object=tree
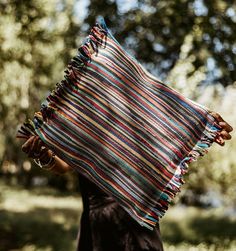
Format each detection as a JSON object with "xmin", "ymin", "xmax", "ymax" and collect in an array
[
  {"xmin": 85, "ymin": 0, "xmax": 236, "ymax": 87},
  {"xmin": 0, "ymin": 0, "xmax": 80, "ymax": 188}
]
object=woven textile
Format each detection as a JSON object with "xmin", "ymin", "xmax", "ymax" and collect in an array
[{"xmin": 17, "ymin": 17, "xmax": 222, "ymax": 229}]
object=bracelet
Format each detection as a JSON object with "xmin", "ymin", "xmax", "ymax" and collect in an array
[
  {"xmin": 33, "ymin": 152, "xmax": 42, "ymax": 158},
  {"xmin": 33, "ymin": 146, "xmax": 47, "ymax": 159},
  {"xmin": 34, "ymin": 150, "xmax": 56, "ymax": 170}
]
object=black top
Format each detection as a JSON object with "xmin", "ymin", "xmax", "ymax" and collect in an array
[{"xmin": 76, "ymin": 174, "xmax": 164, "ymax": 251}]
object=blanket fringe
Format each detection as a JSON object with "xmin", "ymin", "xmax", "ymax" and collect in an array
[
  {"xmin": 16, "ymin": 119, "xmax": 37, "ymax": 139},
  {"xmin": 151, "ymin": 114, "xmax": 222, "ymax": 221},
  {"xmin": 117, "ymin": 113, "xmax": 222, "ymax": 230},
  {"xmin": 16, "ymin": 18, "xmax": 108, "ymax": 140},
  {"xmin": 16, "ymin": 18, "xmax": 223, "ymax": 231}
]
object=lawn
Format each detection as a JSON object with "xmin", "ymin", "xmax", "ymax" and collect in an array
[{"xmin": 0, "ymin": 182, "xmax": 235, "ymax": 251}]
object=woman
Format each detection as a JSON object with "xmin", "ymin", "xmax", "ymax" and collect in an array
[
  {"xmin": 21, "ymin": 111, "xmax": 233, "ymax": 251},
  {"xmin": 22, "ymin": 137, "xmax": 164, "ymax": 251}
]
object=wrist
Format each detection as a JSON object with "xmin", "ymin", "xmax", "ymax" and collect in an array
[
  {"xmin": 39, "ymin": 149, "xmax": 52, "ymax": 165},
  {"xmin": 34, "ymin": 149, "xmax": 56, "ymax": 170}
]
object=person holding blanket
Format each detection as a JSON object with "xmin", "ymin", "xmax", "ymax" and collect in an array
[
  {"xmin": 19, "ymin": 18, "xmax": 233, "ymax": 251},
  {"xmin": 21, "ymin": 111, "xmax": 233, "ymax": 251}
]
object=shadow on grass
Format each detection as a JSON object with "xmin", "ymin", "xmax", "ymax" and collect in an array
[
  {"xmin": 190, "ymin": 215, "xmax": 236, "ymax": 243},
  {"xmin": 161, "ymin": 214, "xmax": 236, "ymax": 247},
  {"xmin": 0, "ymin": 207, "xmax": 81, "ymax": 251}
]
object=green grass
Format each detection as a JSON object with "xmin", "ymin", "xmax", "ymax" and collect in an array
[
  {"xmin": 0, "ymin": 182, "xmax": 82, "ymax": 251},
  {"xmin": 160, "ymin": 206, "xmax": 236, "ymax": 251},
  {"xmin": 0, "ymin": 182, "xmax": 236, "ymax": 251}
]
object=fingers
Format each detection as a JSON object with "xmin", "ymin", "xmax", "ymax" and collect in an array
[
  {"xmin": 220, "ymin": 130, "xmax": 232, "ymax": 140},
  {"xmin": 209, "ymin": 112, "xmax": 233, "ymax": 147},
  {"xmin": 210, "ymin": 112, "xmax": 233, "ymax": 132},
  {"xmin": 35, "ymin": 137, "xmax": 44, "ymax": 154},
  {"xmin": 210, "ymin": 112, "xmax": 224, "ymax": 122},
  {"xmin": 21, "ymin": 135, "xmax": 45, "ymax": 158},
  {"xmin": 215, "ymin": 130, "xmax": 232, "ymax": 146},
  {"xmin": 28, "ymin": 136, "xmax": 38, "ymax": 157},
  {"xmin": 215, "ymin": 136, "xmax": 225, "ymax": 146},
  {"xmin": 218, "ymin": 121, "xmax": 233, "ymax": 133},
  {"xmin": 22, "ymin": 136, "xmax": 35, "ymax": 153}
]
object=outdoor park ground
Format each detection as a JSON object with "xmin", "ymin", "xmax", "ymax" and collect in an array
[{"xmin": 0, "ymin": 181, "xmax": 236, "ymax": 251}]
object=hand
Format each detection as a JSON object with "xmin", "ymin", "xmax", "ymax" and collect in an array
[
  {"xmin": 21, "ymin": 135, "xmax": 48, "ymax": 159},
  {"xmin": 21, "ymin": 135, "xmax": 72, "ymax": 174},
  {"xmin": 209, "ymin": 112, "xmax": 233, "ymax": 146}
]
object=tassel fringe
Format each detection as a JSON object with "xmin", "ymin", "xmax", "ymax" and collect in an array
[
  {"xmin": 16, "ymin": 17, "xmax": 223, "ymax": 231},
  {"xmin": 16, "ymin": 19, "xmax": 108, "ymax": 140},
  {"xmin": 149, "ymin": 114, "xmax": 222, "ymax": 223}
]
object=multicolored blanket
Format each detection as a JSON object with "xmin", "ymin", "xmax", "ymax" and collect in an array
[{"xmin": 17, "ymin": 17, "xmax": 222, "ymax": 229}]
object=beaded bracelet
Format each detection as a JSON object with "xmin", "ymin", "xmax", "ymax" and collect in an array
[{"xmin": 34, "ymin": 150, "xmax": 56, "ymax": 170}]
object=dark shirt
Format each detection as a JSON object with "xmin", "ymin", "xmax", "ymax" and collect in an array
[{"xmin": 76, "ymin": 174, "xmax": 164, "ymax": 251}]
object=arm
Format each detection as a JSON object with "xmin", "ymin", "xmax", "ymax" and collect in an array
[
  {"xmin": 21, "ymin": 112, "xmax": 233, "ymax": 174},
  {"xmin": 21, "ymin": 136, "xmax": 72, "ymax": 175}
]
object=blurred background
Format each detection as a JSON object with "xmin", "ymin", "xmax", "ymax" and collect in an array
[{"xmin": 0, "ymin": 0, "xmax": 236, "ymax": 250}]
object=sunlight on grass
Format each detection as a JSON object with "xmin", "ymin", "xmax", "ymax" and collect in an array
[
  {"xmin": 164, "ymin": 241, "xmax": 236, "ymax": 251},
  {"xmin": 0, "ymin": 183, "xmax": 82, "ymax": 213},
  {"xmin": 161, "ymin": 205, "xmax": 236, "ymax": 251},
  {"xmin": 0, "ymin": 182, "xmax": 81, "ymax": 251},
  {"xmin": 1, "ymin": 182, "xmax": 236, "ymax": 251},
  {"xmin": 21, "ymin": 245, "xmax": 53, "ymax": 251}
]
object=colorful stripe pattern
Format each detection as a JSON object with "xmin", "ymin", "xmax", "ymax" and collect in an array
[{"xmin": 17, "ymin": 17, "xmax": 222, "ymax": 229}]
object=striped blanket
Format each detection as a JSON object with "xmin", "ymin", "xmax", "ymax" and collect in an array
[{"xmin": 17, "ymin": 17, "xmax": 222, "ymax": 229}]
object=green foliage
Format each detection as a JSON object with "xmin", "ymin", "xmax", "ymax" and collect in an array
[
  {"xmin": 85, "ymin": 0, "xmax": 236, "ymax": 86},
  {"xmin": 0, "ymin": 0, "xmax": 81, "ymax": 185}
]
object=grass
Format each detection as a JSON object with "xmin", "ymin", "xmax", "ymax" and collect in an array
[
  {"xmin": 160, "ymin": 206, "xmax": 236, "ymax": 251},
  {"xmin": 0, "ymin": 182, "xmax": 82, "ymax": 251},
  {"xmin": 0, "ymin": 182, "xmax": 236, "ymax": 251}
]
